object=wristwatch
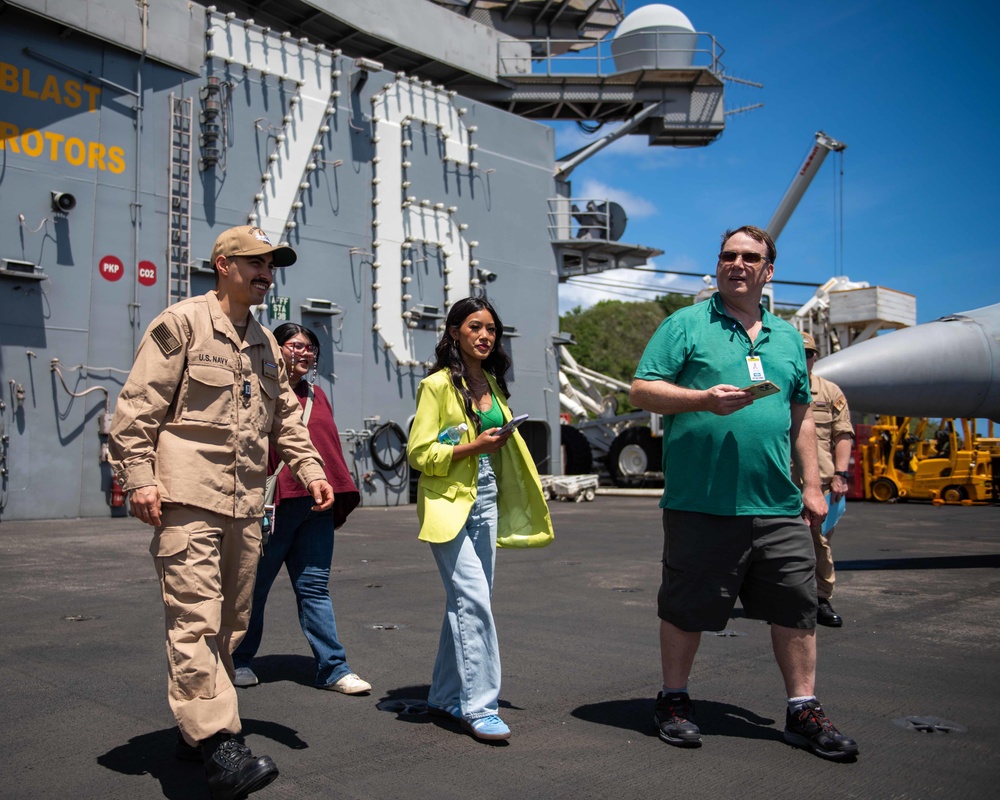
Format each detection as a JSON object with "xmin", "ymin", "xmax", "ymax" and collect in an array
[{"xmin": 834, "ymin": 471, "xmax": 851, "ymax": 480}]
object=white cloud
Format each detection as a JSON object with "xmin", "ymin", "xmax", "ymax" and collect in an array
[
  {"xmin": 557, "ymin": 258, "xmax": 710, "ymax": 316},
  {"xmin": 558, "ymin": 281, "xmax": 605, "ymax": 316},
  {"xmin": 578, "ymin": 179, "xmax": 657, "ymax": 218}
]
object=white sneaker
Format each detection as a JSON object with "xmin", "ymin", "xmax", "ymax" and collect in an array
[
  {"xmin": 325, "ymin": 673, "xmax": 371, "ymax": 695},
  {"xmin": 233, "ymin": 667, "xmax": 259, "ymax": 687}
]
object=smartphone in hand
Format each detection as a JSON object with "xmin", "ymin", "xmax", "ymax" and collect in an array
[
  {"xmin": 741, "ymin": 381, "xmax": 780, "ymax": 399},
  {"xmin": 492, "ymin": 413, "xmax": 530, "ymax": 437}
]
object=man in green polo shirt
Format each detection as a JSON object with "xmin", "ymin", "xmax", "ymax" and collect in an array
[{"xmin": 630, "ymin": 225, "xmax": 859, "ymax": 761}]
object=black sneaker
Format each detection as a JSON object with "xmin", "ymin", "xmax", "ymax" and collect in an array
[
  {"xmin": 653, "ymin": 692, "xmax": 702, "ymax": 747},
  {"xmin": 816, "ymin": 598, "xmax": 843, "ymax": 628},
  {"xmin": 175, "ymin": 729, "xmax": 202, "ymax": 762},
  {"xmin": 200, "ymin": 734, "xmax": 279, "ymax": 800},
  {"xmin": 784, "ymin": 700, "xmax": 859, "ymax": 759}
]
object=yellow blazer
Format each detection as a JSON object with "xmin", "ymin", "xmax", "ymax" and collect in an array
[{"xmin": 407, "ymin": 369, "xmax": 554, "ymax": 546}]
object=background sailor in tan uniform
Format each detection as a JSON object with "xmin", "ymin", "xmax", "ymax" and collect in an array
[
  {"xmin": 110, "ymin": 226, "xmax": 333, "ymax": 800},
  {"xmin": 802, "ymin": 332, "xmax": 854, "ymax": 628}
]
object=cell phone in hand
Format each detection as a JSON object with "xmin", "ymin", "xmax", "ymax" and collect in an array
[
  {"xmin": 492, "ymin": 413, "xmax": 530, "ymax": 436},
  {"xmin": 742, "ymin": 381, "xmax": 780, "ymax": 399}
]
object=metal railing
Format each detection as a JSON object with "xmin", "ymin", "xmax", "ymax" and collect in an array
[
  {"xmin": 498, "ymin": 31, "xmax": 725, "ymax": 78},
  {"xmin": 548, "ymin": 197, "xmax": 618, "ymax": 241}
]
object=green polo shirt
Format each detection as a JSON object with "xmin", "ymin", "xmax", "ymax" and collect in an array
[{"xmin": 634, "ymin": 293, "xmax": 811, "ymax": 515}]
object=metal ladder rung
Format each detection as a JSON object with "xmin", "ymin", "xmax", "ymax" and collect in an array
[{"xmin": 167, "ymin": 93, "xmax": 194, "ymax": 305}]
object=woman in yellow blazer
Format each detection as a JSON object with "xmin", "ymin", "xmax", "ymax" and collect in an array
[{"xmin": 407, "ymin": 297, "xmax": 553, "ymax": 742}]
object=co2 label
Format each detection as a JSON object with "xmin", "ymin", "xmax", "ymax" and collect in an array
[{"xmin": 138, "ymin": 260, "xmax": 157, "ymax": 286}]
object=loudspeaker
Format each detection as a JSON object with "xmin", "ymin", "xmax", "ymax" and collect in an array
[{"xmin": 51, "ymin": 191, "xmax": 77, "ymax": 213}]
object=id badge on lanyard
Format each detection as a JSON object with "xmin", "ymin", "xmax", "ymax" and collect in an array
[{"xmin": 746, "ymin": 355, "xmax": 766, "ymax": 382}]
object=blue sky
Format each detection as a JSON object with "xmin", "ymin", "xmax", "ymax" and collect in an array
[{"xmin": 552, "ymin": 0, "xmax": 1000, "ymax": 322}]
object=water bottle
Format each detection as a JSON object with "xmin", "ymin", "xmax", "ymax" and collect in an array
[
  {"xmin": 438, "ymin": 422, "xmax": 468, "ymax": 444},
  {"xmin": 261, "ymin": 504, "xmax": 275, "ymax": 544}
]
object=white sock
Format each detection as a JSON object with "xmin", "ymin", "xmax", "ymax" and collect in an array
[{"xmin": 788, "ymin": 695, "xmax": 817, "ymax": 712}]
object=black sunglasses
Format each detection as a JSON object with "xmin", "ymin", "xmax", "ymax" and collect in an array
[{"xmin": 718, "ymin": 250, "xmax": 770, "ymax": 266}]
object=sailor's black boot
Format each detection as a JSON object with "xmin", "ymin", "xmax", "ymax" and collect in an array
[{"xmin": 199, "ymin": 733, "xmax": 279, "ymax": 800}]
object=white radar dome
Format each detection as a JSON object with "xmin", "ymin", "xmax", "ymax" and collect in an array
[
  {"xmin": 611, "ymin": 4, "xmax": 696, "ymax": 72},
  {"xmin": 616, "ymin": 4, "xmax": 694, "ymax": 37}
]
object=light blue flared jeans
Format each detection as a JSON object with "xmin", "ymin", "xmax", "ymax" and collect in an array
[{"xmin": 428, "ymin": 457, "xmax": 500, "ymax": 720}]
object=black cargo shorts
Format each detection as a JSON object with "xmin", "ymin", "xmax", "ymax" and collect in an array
[{"xmin": 658, "ymin": 508, "xmax": 817, "ymax": 631}]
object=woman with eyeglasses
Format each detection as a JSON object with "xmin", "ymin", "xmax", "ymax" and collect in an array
[
  {"xmin": 406, "ymin": 297, "xmax": 553, "ymax": 742},
  {"xmin": 232, "ymin": 323, "xmax": 369, "ymax": 695}
]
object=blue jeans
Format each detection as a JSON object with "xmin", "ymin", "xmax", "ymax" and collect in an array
[
  {"xmin": 233, "ymin": 496, "xmax": 353, "ymax": 687},
  {"xmin": 428, "ymin": 457, "xmax": 500, "ymax": 720}
]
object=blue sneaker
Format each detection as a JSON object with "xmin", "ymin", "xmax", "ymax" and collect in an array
[{"xmin": 461, "ymin": 714, "xmax": 511, "ymax": 741}]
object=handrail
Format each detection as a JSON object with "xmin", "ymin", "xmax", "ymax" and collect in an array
[
  {"xmin": 498, "ymin": 31, "xmax": 725, "ymax": 78},
  {"xmin": 547, "ymin": 197, "xmax": 616, "ymax": 241}
]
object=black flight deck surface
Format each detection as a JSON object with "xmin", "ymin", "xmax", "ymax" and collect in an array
[{"xmin": 2, "ymin": 498, "xmax": 997, "ymax": 798}]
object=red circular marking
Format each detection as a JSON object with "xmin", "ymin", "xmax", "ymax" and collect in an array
[
  {"xmin": 138, "ymin": 260, "xmax": 157, "ymax": 287},
  {"xmin": 99, "ymin": 255, "xmax": 124, "ymax": 282}
]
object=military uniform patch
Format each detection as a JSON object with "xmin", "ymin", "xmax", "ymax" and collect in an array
[
  {"xmin": 262, "ymin": 361, "xmax": 279, "ymax": 381},
  {"xmin": 150, "ymin": 322, "xmax": 181, "ymax": 355}
]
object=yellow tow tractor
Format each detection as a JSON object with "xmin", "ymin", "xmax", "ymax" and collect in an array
[{"xmin": 861, "ymin": 417, "xmax": 999, "ymax": 504}]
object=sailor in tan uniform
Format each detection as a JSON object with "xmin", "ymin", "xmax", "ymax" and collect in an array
[
  {"xmin": 802, "ymin": 332, "xmax": 853, "ymax": 628},
  {"xmin": 110, "ymin": 226, "xmax": 333, "ymax": 800}
]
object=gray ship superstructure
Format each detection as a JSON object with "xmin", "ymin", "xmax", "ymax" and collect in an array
[{"xmin": 0, "ymin": 0, "xmax": 731, "ymax": 520}]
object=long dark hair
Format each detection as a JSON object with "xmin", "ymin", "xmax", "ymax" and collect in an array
[{"xmin": 429, "ymin": 297, "xmax": 512, "ymax": 432}]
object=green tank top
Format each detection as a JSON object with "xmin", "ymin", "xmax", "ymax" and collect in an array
[{"xmin": 476, "ymin": 393, "xmax": 504, "ymax": 430}]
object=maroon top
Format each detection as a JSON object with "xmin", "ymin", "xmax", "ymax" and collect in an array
[{"xmin": 268, "ymin": 382, "xmax": 360, "ymax": 528}]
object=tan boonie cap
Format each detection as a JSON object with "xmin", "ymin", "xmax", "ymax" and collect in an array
[
  {"xmin": 210, "ymin": 226, "xmax": 297, "ymax": 268},
  {"xmin": 801, "ymin": 331, "xmax": 819, "ymax": 355}
]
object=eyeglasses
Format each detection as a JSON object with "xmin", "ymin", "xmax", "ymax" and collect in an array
[
  {"xmin": 718, "ymin": 250, "xmax": 770, "ymax": 266},
  {"xmin": 283, "ymin": 342, "xmax": 318, "ymax": 354}
]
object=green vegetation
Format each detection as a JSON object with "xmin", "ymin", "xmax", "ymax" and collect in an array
[
  {"xmin": 556, "ymin": 291, "xmax": 815, "ymax": 417},
  {"xmin": 559, "ymin": 293, "xmax": 694, "ymax": 414}
]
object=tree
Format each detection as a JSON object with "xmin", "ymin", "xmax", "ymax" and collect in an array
[
  {"xmin": 655, "ymin": 292, "xmax": 695, "ymax": 319},
  {"xmin": 560, "ymin": 299, "xmax": 663, "ymax": 386},
  {"xmin": 559, "ymin": 294, "xmax": 694, "ymax": 414}
]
